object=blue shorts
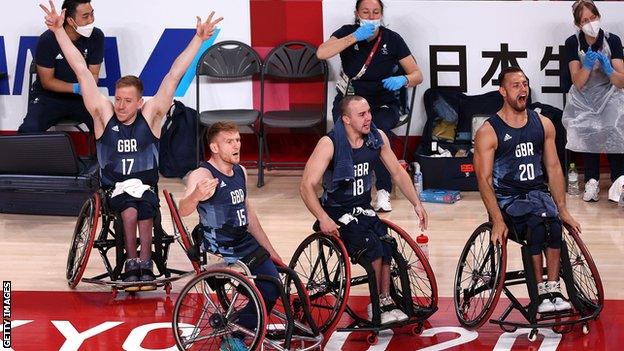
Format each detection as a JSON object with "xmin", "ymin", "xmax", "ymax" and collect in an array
[
  {"xmin": 324, "ymin": 206, "xmax": 393, "ymax": 263},
  {"xmin": 107, "ymin": 190, "xmax": 159, "ymax": 220}
]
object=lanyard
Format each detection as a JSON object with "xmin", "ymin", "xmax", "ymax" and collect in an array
[{"xmin": 352, "ymin": 28, "xmax": 383, "ymax": 80}]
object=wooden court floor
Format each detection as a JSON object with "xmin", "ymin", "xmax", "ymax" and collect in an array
[{"xmin": 1, "ymin": 169, "xmax": 623, "ymax": 300}]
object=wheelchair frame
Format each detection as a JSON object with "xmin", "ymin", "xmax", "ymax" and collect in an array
[
  {"xmin": 454, "ymin": 219, "xmax": 603, "ymax": 341},
  {"xmin": 66, "ymin": 189, "xmax": 195, "ymax": 297},
  {"xmin": 288, "ymin": 219, "xmax": 438, "ymax": 345},
  {"xmin": 164, "ymin": 189, "xmax": 324, "ymax": 351}
]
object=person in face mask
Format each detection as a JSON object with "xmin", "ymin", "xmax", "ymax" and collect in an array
[
  {"xmin": 317, "ymin": 0, "xmax": 423, "ymax": 213},
  {"xmin": 18, "ymin": 0, "xmax": 104, "ymax": 134},
  {"xmin": 562, "ymin": 0, "xmax": 624, "ymax": 203}
]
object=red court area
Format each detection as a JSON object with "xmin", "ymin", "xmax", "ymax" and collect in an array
[{"xmin": 7, "ymin": 292, "xmax": 623, "ymax": 350}]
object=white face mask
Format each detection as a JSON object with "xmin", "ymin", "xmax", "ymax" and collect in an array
[
  {"xmin": 359, "ymin": 17, "xmax": 381, "ymax": 31},
  {"xmin": 581, "ymin": 19, "xmax": 601, "ymax": 38},
  {"xmin": 74, "ymin": 22, "xmax": 95, "ymax": 38}
]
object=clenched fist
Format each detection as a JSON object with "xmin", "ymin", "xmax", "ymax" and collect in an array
[{"xmin": 193, "ymin": 178, "xmax": 219, "ymax": 201}]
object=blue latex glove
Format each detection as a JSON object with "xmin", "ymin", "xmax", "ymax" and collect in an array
[
  {"xmin": 352, "ymin": 23, "xmax": 375, "ymax": 42},
  {"xmin": 582, "ymin": 48, "xmax": 598, "ymax": 70},
  {"xmin": 382, "ymin": 75, "xmax": 407, "ymax": 91},
  {"xmin": 72, "ymin": 83, "xmax": 81, "ymax": 95},
  {"xmin": 596, "ymin": 52, "xmax": 614, "ymax": 76}
]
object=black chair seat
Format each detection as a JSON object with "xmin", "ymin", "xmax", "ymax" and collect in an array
[
  {"xmin": 199, "ymin": 109, "xmax": 260, "ymax": 127},
  {"xmin": 262, "ymin": 110, "xmax": 324, "ymax": 129}
]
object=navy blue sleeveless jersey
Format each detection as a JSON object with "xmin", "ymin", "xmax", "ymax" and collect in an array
[
  {"xmin": 96, "ymin": 111, "xmax": 159, "ymax": 188},
  {"xmin": 321, "ymin": 132, "xmax": 380, "ymax": 209},
  {"xmin": 488, "ymin": 109, "xmax": 548, "ymax": 208},
  {"xmin": 197, "ymin": 162, "xmax": 259, "ymax": 261}
]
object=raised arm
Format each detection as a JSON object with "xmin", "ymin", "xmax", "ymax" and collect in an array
[
  {"xmin": 316, "ymin": 23, "xmax": 375, "ymax": 60},
  {"xmin": 474, "ymin": 122, "xmax": 507, "ymax": 244},
  {"xmin": 40, "ymin": 1, "xmax": 110, "ymax": 134},
  {"xmin": 142, "ymin": 12, "xmax": 223, "ymax": 130},
  {"xmin": 299, "ymin": 136, "xmax": 338, "ymax": 236},
  {"xmin": 377, "ymin": 130, "xmax": 427, "ymax": 230},
  {"xmin": 540, "ymin": 116, "xmax": 581, "ymax": 235}
]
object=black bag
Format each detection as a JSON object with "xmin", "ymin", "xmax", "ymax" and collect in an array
[
  {"xmin": 416, "ymin": 88, "xmax": 505, "ymax": 191},
  {"xmin": 159, "ymin": 100, "xmax": 202, "ymax": 178},
  {"xmin": 0, "ymin": 133, "xmax": 100, "ymax": 216}
]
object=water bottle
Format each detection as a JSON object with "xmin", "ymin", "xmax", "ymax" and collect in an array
[
  {"xmin": 619, "ymin": 185, "xmax": 624, "ymax": 208},
  {"xmin": 416, "ymin": 233, "xmax": 429, "ymax": 272},
  {"xmin": 568, "ymin": 163, "xmax": 580, "ymax": 196},
  {"xmin": 412, "ymin": 162, "xmax": 423, "ymax": 196}
]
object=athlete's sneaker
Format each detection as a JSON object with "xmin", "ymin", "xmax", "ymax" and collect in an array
[
  {"xmin": 381, "ymin": 296, "xmax": 409, "ymax": 322},
  {"xmin": 373, "ymin": 189, "xmax": 392, "ymax": 212},
  {"xmin": 122, "ymin": 258, "xmax": 140, "ymax": 283},
  {"xmin": 583, "ymin": 179, "xmax": 600, "ymax": 202},
  {"xmin": 537, "ymin": 282, "xmax": 556, "ymax": 313},
  {"xmin": 367, "ymin": 302, "xmax": 398, "ymax": 324},
  {"xmin": 220, "ymin": 337, "xmax": 247, "ymax": 351},
  {"xmin": 138, "ymin": 259, "xmax": 155, "ymax": 282},
  {"xmin": 546, "ymin": 281, "xmax": 572, "ymax": 311}
]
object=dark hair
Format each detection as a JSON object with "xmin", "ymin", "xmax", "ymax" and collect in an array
[
  {"xmin": 115, "ymin": 75, "xmax": 144, "ymax": 96},
  {"xmin": 498, "ymin": 66, "xmax": 525, "ymax": 86},
  {"xmin": 62, "ymin": 0, "xmax": 91, "ymax": 23},
  {"xmin": 206, "ymin": 122, "xmax": 239, "ymax": 144},
  {"xmin": 354, "ymin": 0, "xmax": 384, "ymax": 24},
  {"xmin": 572, "ymin": 0, "xmax": 600, "ymax": 26},
  {"xmin": 340, "ymin": 95, "xmax": 366, "ymax": 116}
]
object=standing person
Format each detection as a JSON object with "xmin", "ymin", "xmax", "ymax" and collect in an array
[
  {"xmin": 19, "ymin": 0, "xmax": 104, "ymax": 133},
  {"xmin": 300, "ymin": 95, "xmax": 427, "ymax": 324},
  {"xmin": 39, "ymin": 0, "xmax": 223, "ymax": 285},
  {"xmin": 317, "ymin": 0, "xmax": 423, "ymax": 212},
  {"xmin": 178, "ymin": 122, "xmax": 283, "ymax": 351},
  {"xmin": 474, "ymin": 67, "xmax": 581, "ymax": 313},
  {"xmin": 562, "ymin": 0, "xmax": 624, "ymax": 202}
]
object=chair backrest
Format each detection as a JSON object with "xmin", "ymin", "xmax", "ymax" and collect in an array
[
  {"xmin": 196, "ymin": 41, "xmax": 261, "ymax": 79},
  {"xmin": 0, "ymin": 133, "xmax": 80, "ymax": 176},
  {"xmin": 262, "ymin": 41, "xmax": 327, "ymax": 79},
  {"xmin": 394, "ymin": 86, "xmax": 417, "ymax": 129}
]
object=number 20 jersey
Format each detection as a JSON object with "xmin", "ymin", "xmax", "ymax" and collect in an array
[{"xmin": 488, "ymin": 109, "xmax": 547, "ymax": 209}]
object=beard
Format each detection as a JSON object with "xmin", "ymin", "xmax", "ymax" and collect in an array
[{"xmin": 508, "ymin": 97, "xmax": 527, "ymax": 112}]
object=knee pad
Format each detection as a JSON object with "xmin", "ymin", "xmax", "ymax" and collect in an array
[
  {"xmin": 545, "ymin": 219, "xmax": 563, "ymax": 250},
  {"xmin": 526, "ymin": 216, "xmax": 547, "ymax": 255}
]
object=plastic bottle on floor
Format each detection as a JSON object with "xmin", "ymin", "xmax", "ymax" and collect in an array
[
  {"xmin": 416, "ymin": 233, "xmax": 429, "ymax": 272},
  {"xmin": 568, "ymin": 163, "xmax": 580, "ymax": 196}
]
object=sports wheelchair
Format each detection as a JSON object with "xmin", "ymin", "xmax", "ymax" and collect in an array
[
  {"xmin": 286, "ymin": 218, "xmax": 438, "ymax": 344},
  {"xmin": 66, "ymin": 189, "xmax": 195, "ymax": 297},
  {"xmin": 453, "ymin": 215, "xmax": 603, "ymax": 341},
  {"xmin": 164, "ymin": 190, "xmax": 324, "ymax": 351}
]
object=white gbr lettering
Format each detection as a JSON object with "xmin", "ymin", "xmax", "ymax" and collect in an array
[
  {"xmin": 117, "ymin": 139, "xmax": 138, "ymax": 153},
  {"xmin": 515, "ymin": 142, "xmax": 534, "ymax": 158}
]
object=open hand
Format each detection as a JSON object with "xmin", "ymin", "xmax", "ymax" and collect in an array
[{"xmin": 196, "ymin": 11, "xmax": 224, "ymax": 40}]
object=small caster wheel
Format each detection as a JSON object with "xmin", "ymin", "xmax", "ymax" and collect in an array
[
  {"xmin": 111, "ymin": 288, "xmax": 118, "ymax": 298},
  {"xmin": 582, "ymin": 324, "xmax": 590, "ymax": 335},
  {"xmin": 366, "ymin": 332, "xmax": 378, "ymax": 345},
  {"xmin": 411, "ymin": 325, "xmax": 422, "ymax": 335},
  {"xmin": 528, "ymin": 329, "xmax": 538, "ymax": 342},
  {"xmin": 165, "ymin": 282, "xmax": 172, "ymax": 295}
]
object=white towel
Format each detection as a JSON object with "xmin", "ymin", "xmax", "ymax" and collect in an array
[{"xmin": 111, "ymin": 178, "xmax": 151, "ymax": 199}]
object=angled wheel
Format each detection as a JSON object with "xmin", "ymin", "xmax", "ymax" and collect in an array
[
  {"xmin": 453, "ymin": 222, "xmax": 506, "ymax": 329},
  {"xmin": 164, "ymin": 189, "xmax": 202, "ymax": 274},
  {"xmin": 66, "ymin": 193, "xmax": 100, "ymax": 288},
  {"xmin": 382, "ymin": 219, "xmax": 438, "ymax": 314},
  {"xmin": 173, "ymin": 268, "xmax": 267, "ymax": 351},
  {"xmin": 288, "ymin": 233, "xmax": 351, "ymax": 333},
  {"xmin": 563, "ymin": 229, "xmax": 604, "ymax": 315}
]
